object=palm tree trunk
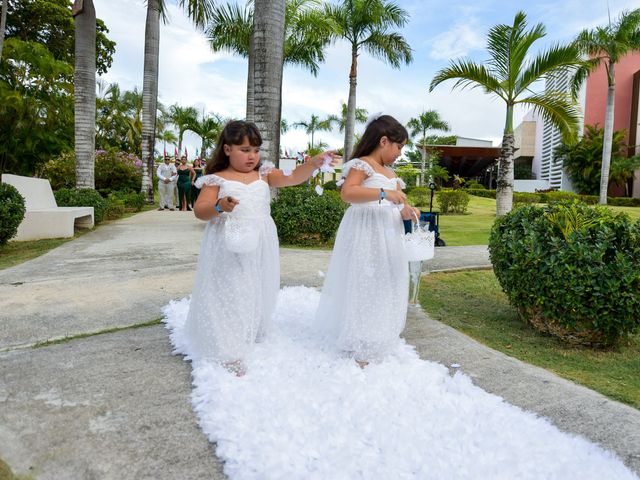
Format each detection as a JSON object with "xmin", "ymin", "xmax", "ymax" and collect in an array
[
  {"xmin": 73, "ymin": 0, "xmax": 96, "ymax": 189},
  {"xmin": 246, "ymin": 31, "xmax": 255, "ymax": 121},
  {"xmin": 0, "ymin": 0, "xmax": 8, "ymax": 61},
  {"xmin": 344, "ymin": 47, "xmax": 358, "ymax": 160},
  {"xmin": 599, "ymin": 64, "xmax": 616, "ymax": 205},
  {"xmin": 252, "ymin": 0, "xmax": 285, "ymax": 167},
  {"xmin": 420, "ymin": 146, "xmax": 427, "ymax": 186},
  {"xmin": 141, "ymin": 0, "xmax": 160, "ymax": 203},
  {"xmin": 496, "ymin": 132, "xmax": 515, "ymax": 216}
]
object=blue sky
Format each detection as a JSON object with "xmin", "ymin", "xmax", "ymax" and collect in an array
[{"xmin": 93, "ymin": 0, "xmax": 638, "ymax": 157}]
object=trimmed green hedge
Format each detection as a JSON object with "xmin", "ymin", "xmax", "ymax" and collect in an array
[
  {"xmin": 55, "ymin": 188, "xmax": 107, "ymax": 224},
  {"xmin": 436, "ymin": 189, "xmax": 470, "ymax": 214},
  {"xmin": 0, "ymin": 183, "xmax": 26, "ymax": 245},
  {"xmin": 468, "ymin": 188, "xmax": 640, "ymax": 207},
  {"xmin": 489, "ymin": 201, "xmax": 640, "ymax": 347},
  {"xmin": 271, "ymin": 185, "xmax": 347, "ymax": 246}
]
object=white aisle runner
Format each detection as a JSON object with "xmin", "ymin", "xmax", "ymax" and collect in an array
[{"xmin": 162, "ymin": 286, "xmax": 637, "ymax": 480}]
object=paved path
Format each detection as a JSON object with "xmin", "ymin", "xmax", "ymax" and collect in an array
[{"xmin": 0, "ymin": 210, "xmax": 638, "ymax": 479}]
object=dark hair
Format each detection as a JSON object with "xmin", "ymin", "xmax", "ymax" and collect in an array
[
  {"xmin": 205, "ymin": 120, "xmax": 262, "ymax": 174},
  {"xmin": 351, "ymin": 115, "xmax": 408, "ymax": 160}
]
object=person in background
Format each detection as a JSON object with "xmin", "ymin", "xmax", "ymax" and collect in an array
[
  {"xmin": 157, "ymin": 156, "xmax": 177, "ymax": 211},
  {"xmin": 191, "ymin": 157, "xmax": 205, "ymax": 205}
]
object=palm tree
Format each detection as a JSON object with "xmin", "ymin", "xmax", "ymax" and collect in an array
[
  {"xmin": 141, "ymin": 0, "xmax": 215, "ymax": 202},
  {"xmin": 430, "ymin": 11, "xmax": 584, "ymax": 216},
  {"xmin": 206, "ymin": 0, "xmax": 331, "ymax": 121},
  {"xmin": 72, "ymin": 0, "xmax": 96, "ymax": 189},
  {"xmin": 188, "ymin": 113, "xmax": 224, "ymax": 156},
  {"xmin": 169, "ymin": 104, "xmax": 199, "ymax": 155},
  {"xmin": 572, "ymin": 8, "xmax": 640, "ymax": 205},
  {"xmin": 406, "ymin": 110, "xmax": 451, "ymax": 185},
  {"xmin": 293, "ymin": 114, "xmax": 334, "ymax": 150},
  {"xmin": 0, "ymin": 0, "xmax": 8, "ymax": 61},
  {"xmin": 334, "ymin": 100, "xmax": 367, "ymax": 133},
  {"xmin": 324, "ymin": 0, "xmax": 412, "ymax": 160},
  {"xmin": 252, "ymin": 0, "xmax": 286, "ymax": 166},
  {"xmin": 157, "ymin": 129, "xmax": 178, "ymax": 157}
]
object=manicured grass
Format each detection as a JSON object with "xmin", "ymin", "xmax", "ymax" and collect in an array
[
  {"xmin": 0, "ymin": 204, "xmax": 157, "ymax": 271},
  {"xmin": 0, "ymin": 237, "xmax": 73, "ymax": 271},
  {"xmin": 419, "ymin": 269, "xmax": 640, "ymax": 409}
]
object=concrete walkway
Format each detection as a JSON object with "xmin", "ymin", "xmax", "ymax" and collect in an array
[{"xmin": 0, "ymin": 210, "xmax": 638, "ymax": 479}]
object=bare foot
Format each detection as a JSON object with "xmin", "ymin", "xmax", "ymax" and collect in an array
[
  {"xmin": 355, "ymin": 359, "xmax": 369, "ymax": 369},
  {"xmin": 223, "ymin": 360, "xmax": 246, "ymax": 377}
]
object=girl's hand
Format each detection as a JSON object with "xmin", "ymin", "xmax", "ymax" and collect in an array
[
  {"xmin": 307, "ymin": 151, "xmax": 340, "ymax": 168},
  {"xmin": 217, "ymin": 196, "xmax": 239, "ymax": 213},
  {"xmin": 385, "ymin": 189, "xmax": 407, "ymax": 205},
  {"xmin": 400, "ymin": 205, "xmax": 421, "ymax": 220}
]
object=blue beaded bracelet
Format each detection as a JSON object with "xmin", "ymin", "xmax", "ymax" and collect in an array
[{"xmin": 379, "ymin": 188, "xmax": 385, "ymax": 204}]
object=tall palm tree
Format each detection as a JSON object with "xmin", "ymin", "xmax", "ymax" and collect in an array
[
  {"xmin": 572, "ymin": 8, "xmax": 640, "ymax": 205},
  {"xmin": 334, "ymin": 100, "xmax": 367, "ymax": 133},
  {"xmin": 141, "ymin": 0, "xmax": 215, "ymax": 202},
  {"xmin": 293, "ymin": 113, "xmax": 334, "ymax": 150},
  {"xmin": 406, "ymin": 110, "xmax": 450, "ymax": 185},
  {"xmin": 324, "ymin": 0, "xmax": 412, "ymax": 160},
  {"xmin": 207, "ymin": 0, "xmax": 331, "ymax": 121},
  {"xmin": 72, "ymin": 0, "xmax": 96, "ymax": 189},
  {"xmin": 0, "ymin": 0, "xmax": 8, "ymax": 61},
  {"xmin": 157, "ymin": 129, "xmax": 178, "ymax": 156},
  {"xmin": 430, "ymin": 12, "xmax": 584, "ymax": 216},
  {"xmin": 188, "ymin": 113, "xmax": 224, "ymax": 156},
  {"xmin": 169, "ymin": 104, "xmax": 199, "ymax": 155},
  {"xmin": 252, "ymin": 0, "xmax": 286, "ymax": 166}
]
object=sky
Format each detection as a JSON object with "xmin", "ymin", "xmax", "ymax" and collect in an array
[{"xmin": 92, "ymin": 0, "xmax": 639, "ymax": 158}]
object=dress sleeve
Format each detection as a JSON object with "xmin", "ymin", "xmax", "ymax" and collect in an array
[
  {"xmin": 259, "ymin": 161, "xmax": 275, "ymax": 178},
  {"xmin": 196, "ymin": 174, "xmax": 224, "ymax": 189},
  {"xmin": 337, "ymin": 159, "xmax": 374, "ymax": 186}
]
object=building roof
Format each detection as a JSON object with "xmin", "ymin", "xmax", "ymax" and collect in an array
[{"xmin": 424, "ymin": 145, "xmax": 502, "ymax": 177}]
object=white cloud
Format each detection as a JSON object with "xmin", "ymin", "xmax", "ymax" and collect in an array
[{"xmin": 428, "ymin": 21, "xmax": 485, "ymax": 61}]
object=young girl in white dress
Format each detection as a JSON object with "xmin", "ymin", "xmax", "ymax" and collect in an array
[
  {"xmin": 315, "ymin": 115, "xmax": 419, "ymax": 368},
  {"xmin": 185, "ymin": 120, "xmax": 337, "ymax": 375}
]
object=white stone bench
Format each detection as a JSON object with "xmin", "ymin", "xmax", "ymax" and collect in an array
[{"xmin": 2, "ymin": 174, "xmax": 94, "ymax": 241}]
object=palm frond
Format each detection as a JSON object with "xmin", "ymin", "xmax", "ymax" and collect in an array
[
  {"xmin": 520, "ymin": 92, "xmax": 581, "ymax": 143},
  {"xmin": 205, "ymin": 3, "xmax": 253, "ymax": 56},
  {"xmin": 361, "ymin": 31, "xmax": 412, "ymax": 68},
  {"xmin": 516, "ymin": 43, "xmax": 584, "ymax": 94},
  {"xmin": 178, "ymin": 0, "xmax": 216, "ymax": 29},
  {"xmin": 430, "ymin": 59, "xmax": 505, "ymax": 101}
]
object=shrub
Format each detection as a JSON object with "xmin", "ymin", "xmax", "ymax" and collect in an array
[
  {"xmin": 538, "ymin": 190, "xmax": 579, "ymax": 203},
  {"xmin": 467, "ymin": 188, "xmax": 496, "ymax": 199},
  {"xmin": 322, "ymin": 180, "xmax": 338, "ymax": 191},
  {"xmin": 108, "ymin": 190, "xmax": 145, "ymax": 211},
  {"xmin": 463, "ymin": 180, "xmax": 485, "ymax": 190},
  {"xmin": 513, "ymin": 192, "xmax": 542, "ymax": 206},
  {"xmin": 489, "ymin": 201, "xmax": 640, "ymax": 347},
  {"xmin": 55, "ymin": 188, "xmax": 107, "ymax": 224},
  {"xmin": 271, "ymin": 185, "xmax": 346, "ymax": 246},
  {"xmin": 41, "ymin": 149, "xmax": 142, "ymax": 195},
  {"xmin": 407, "ymin": 187, "xmax": 432, "ymax": 208},
  {"xmin": 436, "ymin": 189, "xmax": 470, "ymax": 214},
  {"xmin": 0, "ymin": 183, "xmax": 26, "ymax": 245}
]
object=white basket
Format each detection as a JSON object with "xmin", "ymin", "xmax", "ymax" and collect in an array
[{"xmin": 404, "ymin": 215, "xmax": 435, "ymax": 262}]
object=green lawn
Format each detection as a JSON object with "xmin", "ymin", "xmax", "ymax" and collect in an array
[
  {"xmin": 430, "ymin": 195, "xmax": 640, "ymax": 246},
  {"xmin": 420, "ymin": 269, "xmax": 640, "ymax": 409}
]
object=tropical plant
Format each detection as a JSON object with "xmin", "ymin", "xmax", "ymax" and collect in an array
[
  {"xmin": 293, "ymin": 113, "xmax": 334, "ymax": 150},
  {"xmin": 72, "ymin": 0, "xmax": 96, "ymax": 189},
  {"xmin": 168, "ymin": 104, "xmax": 199, "ymax": 155},
  {"xmin": 334, "ymin": 100, "xmax": 367, "ymax": 133},
  {"xmin": 407, "ymin": 110, "xmax": 450, "ymax": 185},
  {"xmin": 0, "ymin": 182, "xmax": 25, "ymax": 245},
  {"xmin": 572, "ymin": 8, "xmax": 640, "ymax": 205},
  {"xmin": 188, "ymin": 113, "xmax": 224, "ymax": 156},
  {"xmin": 430, "ymin": 11, "xmax": 585, "ymax": 216},
  {"xmin": 0, "ymin": 38, "xmax": 73, "ymax": 176},
  {"xmin": 324, "ymin": 0, "xmax": 412, "ymax": 160},
  {"xmin": 555, "ymin": 124, "xmax": 640, "ymax": 195},
  {"xmin": 394, "ymin": 164, "xmax": 419, "ymax": 187},
  {"xmin": 141, "ymin": 0, "xmax": 215, "ymax": 202}
]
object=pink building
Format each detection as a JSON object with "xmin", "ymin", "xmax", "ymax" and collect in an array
[{"xmin": 516, "ymin": 52, "xmax": 640, "ymax": 197}]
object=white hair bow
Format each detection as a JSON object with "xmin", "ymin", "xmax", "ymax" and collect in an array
[{"xmin": 364, "ymin": 112, "xmax": 383, "ymax": 129}]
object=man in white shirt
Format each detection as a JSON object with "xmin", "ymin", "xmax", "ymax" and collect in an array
[{"xmin": 157, "ymin": 156, "xmax": 177, "ymax": 210}]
